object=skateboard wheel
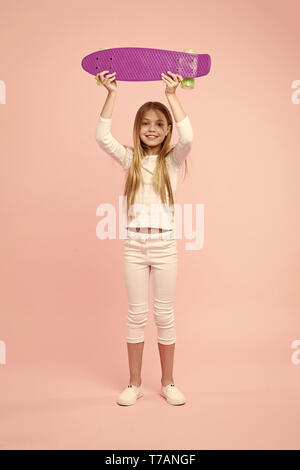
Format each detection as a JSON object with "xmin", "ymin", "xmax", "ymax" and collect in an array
[
  {"xmin": 181, "ymin": 78, "xmax": 194, "ymax": 89},
  {"xmin": 181, "ymin": 49, "xmax": 197, "ymax": 89}
]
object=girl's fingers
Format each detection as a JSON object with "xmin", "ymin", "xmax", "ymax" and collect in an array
[
  {"xmin": 161, "ymin": 73, "xmax": 172, "ymax": 82},
  {"xmin": 97, "ymin": 72, "xmax": 116, "ymax": 81},
  {"xmin": 167, "ymin": 71, "xmax": 178, "ymax": 79},
  {"xmin": 167, "ymin": 71, "xmax": 182, "ymax": 83}
]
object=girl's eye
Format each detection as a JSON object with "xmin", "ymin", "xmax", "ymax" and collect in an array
[{"xmin": 142, "ymin": 123, "xmax": 163, "ymax": 126}]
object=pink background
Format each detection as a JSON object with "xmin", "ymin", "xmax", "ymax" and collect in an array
[{"xmin": 1, "ymin": 0, "xmax": 300, "ymax": 450}]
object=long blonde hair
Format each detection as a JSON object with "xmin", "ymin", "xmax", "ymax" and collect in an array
[{"xmin": 124, "ymin": 101, "xmax": 188, "ymax": 219}]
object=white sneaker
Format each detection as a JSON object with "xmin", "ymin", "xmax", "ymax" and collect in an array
[
  {"xmin": 117, "ymin": 384, "xmax": 143, "ymax": 406},
  {"xmin": 160, "ymin": 383, "xmax": 186, "ymax": 405}
]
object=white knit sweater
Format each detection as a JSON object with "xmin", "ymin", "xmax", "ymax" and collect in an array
[{"xmin": 95, "ymin": 114, "xmax": 194, "ymax": 231}]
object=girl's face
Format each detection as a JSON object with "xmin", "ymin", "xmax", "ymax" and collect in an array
[{"xmin": 139, "ymin": 109, "xmax": 171, "ymax": 155}]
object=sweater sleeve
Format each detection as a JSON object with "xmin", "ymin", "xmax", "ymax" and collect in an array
[
  {"xmin": 95, "ymin": 115, "xmax": 133, "ymax": 170},
  {"xmin": 169, "ymin": 115, "xmax": 194, "ymax": 168}
]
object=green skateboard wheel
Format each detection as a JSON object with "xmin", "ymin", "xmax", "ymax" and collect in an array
[{"xmin": 181, "ymin": 49, "xmax": 197, "ymax": 89}]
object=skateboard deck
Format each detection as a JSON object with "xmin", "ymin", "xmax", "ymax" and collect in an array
[{"xmin": 81, "ymin": 47, "xmax": 211, "ymax": 81}]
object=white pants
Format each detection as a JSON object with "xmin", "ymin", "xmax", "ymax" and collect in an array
[{"xmin": 122, "ymin": 229, "xmax": 178, "ymax": 345}]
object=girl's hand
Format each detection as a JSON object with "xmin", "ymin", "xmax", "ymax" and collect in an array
[
  {"xmin": 161, "ymin": 71, "xmax": 183, "ymax": 95},
  {"xmin": 95, "ymin": 70, "xmax": 117, "ymax": 92}
]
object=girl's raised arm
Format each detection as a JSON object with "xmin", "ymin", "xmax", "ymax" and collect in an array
[
  {"xmin": 96, "ymin": 114, "xmax": 132, "ymax": 170},
  {"xmin": 163, "ymin": 89, "xmax": 194, "ymax": 168},
  {"xmin": 169, "ymin": 114, "xmax": 194, "ymax": 168},
  {"xmin": 95, "ymin": 74, "xmax": 132, "ymax": 170}
]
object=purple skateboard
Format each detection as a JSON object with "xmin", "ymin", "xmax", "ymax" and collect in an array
[{"xmin": 81, "ymin": 47, "xmax": 211, "ymax": 82}]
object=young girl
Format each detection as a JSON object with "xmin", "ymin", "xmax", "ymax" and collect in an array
[{"xmin": 95, "ymin": 69, "xmax": 193, "ymax": 406}]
